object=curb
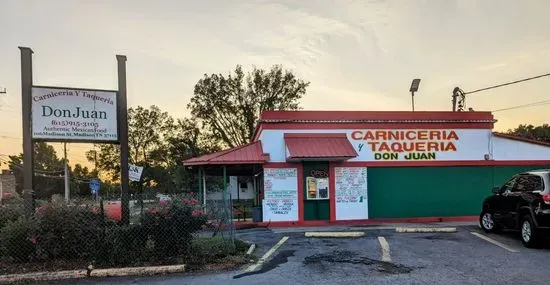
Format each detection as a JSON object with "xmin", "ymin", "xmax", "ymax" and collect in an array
[
  {"xmin": 0, "ymin": 264, "xmax": 186, "ymax": 284},
  {"xmin": 246, "ymin": 243, "xmax": 256, "ymax": 255},
  {"xmin": 305, "ymin": 231, "xmax": 365, "ymax": 238},
  {"xmin": 395, "ymin": 227, "xmax": 457, "ymax": 233}
]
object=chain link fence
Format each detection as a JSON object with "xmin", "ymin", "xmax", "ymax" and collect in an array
[{"xmin": 0, "ymin": 184, "xmax": 246, "ymax": 276}]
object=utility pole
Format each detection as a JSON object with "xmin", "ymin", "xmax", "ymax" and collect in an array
[
  {"xmin": 0, "ymin": 172, "xmax": 3, "ymax": 205},
  {"xmin": 63, "ymin": 143, "xmax": 70, "ymax": 202}
]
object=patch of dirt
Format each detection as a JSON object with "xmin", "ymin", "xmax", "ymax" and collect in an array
[
  {"xmin": 0, "ymin": 259, "xmax": 89, "ymax": 276},
  {"xmin": 303, "ymin": 250, "xmax": 413, "ymax": 275}
]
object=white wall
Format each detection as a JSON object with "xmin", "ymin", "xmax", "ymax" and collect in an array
[
  {"xmin": 491, "ymin": 136, "xmax": 550, "ymax": 160},
  {"xmin": 206, "ymin": 176, "xmax": 255, "ymax": 201},
  {"xmin": 259, "ymin": 129, "xmax": 492, "ymax": 162}
]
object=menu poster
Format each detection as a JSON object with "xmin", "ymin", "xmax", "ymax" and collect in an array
[
  {"xmin": 262, "ymin": 168, "xmax": 299, "ymax": 222},
  {"xmin": 335, "ymin": 167, "xmax": 368, "ymax": 220}
]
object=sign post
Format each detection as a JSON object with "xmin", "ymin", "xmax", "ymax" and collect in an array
[
  {"xmin": 18, "ymin": 47, "xmax": 129, "ymax": 220},
  {"xmin": 19, "ymin": 47, "xmax": 35, "ymax": 214},
  {"xmin": 89, "ymin": 179, "xmax": 100, "ymax": 200},
  {"xmin": 117, "ymin": 55, "xmax": 130, "ymax": 225}
]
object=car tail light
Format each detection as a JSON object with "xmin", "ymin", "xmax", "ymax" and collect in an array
[{"xmin": 543, "ymin": 194, "xmax": 550, "ymax": 204}]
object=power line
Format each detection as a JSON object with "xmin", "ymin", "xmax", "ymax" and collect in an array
[
  {"xmin": 465, "ymin": 72, "xmax": 550, "ymax": 95},
  {"xmin": 492, "ymin": 99, "xmax": 550, "ymax": 113}
]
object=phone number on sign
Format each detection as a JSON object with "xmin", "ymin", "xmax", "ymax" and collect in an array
[{"xmin": 51, "ymin": 120, "xmax": 100, "ymax": 128}]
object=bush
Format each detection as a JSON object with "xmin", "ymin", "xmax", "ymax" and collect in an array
[
  {"xmin": 34, "ymin": 203, "xmax": 106, "ymax": 260},
  {"xmin": 190, "ymin": 237, "xmax": 249, "ymax": 264},
  {"xmin": 141, "ymin": 201, "xmax": 207, "ymax": 258},
  {"xmin": 97, "ymin": 225, "xmax": 150, "ymax": 267},
  {"xmin": 0, "ymin": 217, "xmax": 37, "ymax": 262},
  {"xmin": 0, "ymin": 204, "xmax": 26, "ymax": 230}
]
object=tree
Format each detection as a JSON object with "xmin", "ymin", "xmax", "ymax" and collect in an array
[
  {"xmin": 70, "ymin": 164, "xmax": 99, "ymax": 197},
  {"xmin": 86, "ymin": 106, "xmax": 217, "ymax": 194},
  {"xmin": 189, "ymin": 64, "xmax": 310, "ymax": 148},
  {"xmin": 7, "ymin": 142, "xmax": 65, "ymax": 199},
  {"xmin": 507, "ymin": 124, "xmax": 550, "ymax": 142},
  {"xmin": 86, "ymin": 105, "xmax": 176, "ymax": 181}
]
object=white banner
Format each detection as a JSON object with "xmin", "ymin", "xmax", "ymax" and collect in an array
[
  {"xmin": 348, "ymin": 129, "xmax": 491, "ymax": 161},
  {"xmin": 335, "ymin": 167, "xmax": 368, "ymax": 220},
  {"xmin": 129, "ymin": 164, "xmax": 144, "ymax": 182},
  {"xmin": 262, "ymin": 168, "xmax": 298, "ymax": 222},
  {"xmin": 31, "ymin": 87, "xmax": 118, "ymax": 141}
]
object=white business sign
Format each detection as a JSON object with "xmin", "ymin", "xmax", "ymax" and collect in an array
[
  {"xmin": 262, "ymin": 168, "xmax": 299, "ymax": 222},
  {"xmin": 348, "ymin": 129, "xmax": 491, "ymax": 161},
  {"xmin": 31, "ymin": 87, "xmax": 118, "ymax": 141},
  {"xmin": 129, "ymin": 164, "xmax": 144, "ymax": 182},
  {"xmin": 335, "ymin": 167, "xmax": 368, "ymax": 220}
]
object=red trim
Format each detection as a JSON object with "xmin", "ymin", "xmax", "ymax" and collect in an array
[
  {"xmin": 260, "ymin": 110, "xmax": 493, "ymax": 121},
  {"xmin": 186, "ymin": 160, "xmax": 265, "ymax": 165},
  {"xmin": 329, "ymin": 162, "xmax": 336, "ymax": 222},
  {"xmin": 493, "ymin": 132, "xmax": 550, "ymax": 148},
  {"xmin": 262, "ymin": 162, "xmax": 304, "ymax": 223},
  {"xmin": 263, "ymin": 162, "xmax": 297, "ymax": 168},
  {"xmin": 297, "ymin": 163, "xmax": 304, "ymax": 222},
  {"xmin": 183, "ymin": 141, "xmax": 267, "ymax": 166},
  {"xmin": 260, "ymin": 123, "xmax": 494, "ymax": 130},
  {"xmin": 284, "ymin": 133, "xmax": 358, "ymax": 160},
  {"xmin": 237, "ymin": 215, "xmax": 478, "ymax": 228},
  {"xmin": 331, "ymin": 160, "xmax": 550, "ymax": 167},
  {"xmin": 285, "ymin": 133, "xmax": 348, "ymax": 138}
]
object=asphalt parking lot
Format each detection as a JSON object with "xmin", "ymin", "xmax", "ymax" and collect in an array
[{"xmin": 50, "ymin": 224, "xmax": 550, "ymax": 285}]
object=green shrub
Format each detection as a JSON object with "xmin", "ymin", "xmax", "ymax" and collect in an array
[
  {"xmin": 96, "ymin": 225, "xmax": 150, "ymax": 267},
  {"xmin": 0, "ymin": 204, "xmax": 26, "ymax": 229},
  {"xmin": 34, "ymin": 203, "xmax": 106, "ymax": 260},
  {"xmin": 189, "ymin": 237, "xmax": 249, "ymax": 264},
  {"xmin": 0, "ymin": 217, "xmax": 37, "ymax": 262},
  {"xmin": 234, "ymin": 239, "xmax": 250, "ymax": 253},
  {"xmin": 141, "ymin": 201, "xmax": 207, "ymax": 258},
  {"xmin": 191, "ymin": 237, "xmax": 234, "ymax": 258}
]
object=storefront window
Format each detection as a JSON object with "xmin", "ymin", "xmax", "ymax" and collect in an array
[{"xmin": 307, "ymin": 176, "xmax": 329, "ymax": 200}]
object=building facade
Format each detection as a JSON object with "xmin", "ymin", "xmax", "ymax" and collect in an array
[{"xmin": 185, "ymin": 111, "xmax": 550, "ymax": 225}]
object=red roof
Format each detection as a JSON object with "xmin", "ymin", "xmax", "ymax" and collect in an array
[
  {"xmin": 261, "ymin": 110, "xmax": 494, "ymax": 122},
  {"xmin": 493, "ymin": 132, "xmax": 550, "ymax": 147},
  {"xmin": 183, "ymin": 141, "xmax": 269, "ymax": 166},
  {"xmin": 284, "ymin": 133, "xmax": 358, "ymax": 161}
]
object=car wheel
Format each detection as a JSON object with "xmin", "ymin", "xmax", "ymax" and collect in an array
[
  {"xmin": 521, "ymin": 215, "xmax": 540, "ymax": 248},
  {"xmin": 480, "ymin": 211, "xmax": 500, "ymax": 233}
]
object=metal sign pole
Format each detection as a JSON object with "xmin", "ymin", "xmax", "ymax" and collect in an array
[{"xmin": 19, "ymin": 47, "xmax": 35, "ymax": 214}]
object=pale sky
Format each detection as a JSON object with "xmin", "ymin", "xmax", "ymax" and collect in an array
[{"xmin": 1, "ymin": 0, "xmax": 550, "ymax": 166}]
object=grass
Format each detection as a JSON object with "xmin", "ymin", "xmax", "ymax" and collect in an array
[{"xmin": 187, "ymin": 236, "xmax": 250, "ymax": 270}]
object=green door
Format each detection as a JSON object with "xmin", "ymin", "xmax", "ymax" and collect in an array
[{"xmin": 303, "ymin": 161, "xmax": 331, "ymax": 221}]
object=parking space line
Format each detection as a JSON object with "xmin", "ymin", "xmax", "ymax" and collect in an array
[
  {"xmin": 470, "ymin": 232, "xmax": 519, "ymax": 253},
  {"xmin": 396, "ymin": 227, "xmax": 457, "ymax": 233},
  {"xmin": 244, "ymin": 236, "xmax": 289, "ymax": 272},
  {"xmin": 305, "ymin": 232, "xmax": 365, "ymax": 238},
  {"xmin": 378, "ymin": 236, "xmax": 391, "ymax": 262}
]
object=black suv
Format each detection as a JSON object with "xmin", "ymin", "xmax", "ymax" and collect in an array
[{"xmin": 480, "ymin": 170, "xmax": 550, "ymax": 248}]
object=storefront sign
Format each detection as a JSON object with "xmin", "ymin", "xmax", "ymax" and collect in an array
[
  {"xmin": 350, "ymin": 130, "xmax": 469, "ymax": 161},
  {"xmin": 262, "ymin": 168, "xmax": 298, "ymax": 222},
  {"xmin": 335, "ymin": 167, "xmax": 368, "ymax": 220},
  {"xmin": 31, "ymin": 87, "xmax": 118, "ymax": 142}
]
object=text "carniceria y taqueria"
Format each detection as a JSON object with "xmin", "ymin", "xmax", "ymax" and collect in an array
[{"xmin": 351, "ymin": 130, "xmax": 459, "ymax": 153}]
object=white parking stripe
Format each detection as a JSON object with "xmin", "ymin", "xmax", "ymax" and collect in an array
[
  {"xmin": 470, "ymin": 232, "xmax": 519, "ymax": 253},
  {"xmin": 244, "ymin": 236, "xmax": 289, "ymax": 272},
  {"xmin": 378, "ymin": 236, "xmax": 392, "ymax": 262}
]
